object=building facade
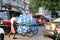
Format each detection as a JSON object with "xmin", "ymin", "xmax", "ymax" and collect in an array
[{"xmin": 0, "ymin": 0, "xmax": 29, "ymax": 13}]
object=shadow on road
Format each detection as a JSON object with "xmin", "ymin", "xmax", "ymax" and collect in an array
[{"xmin": 48, "ymin": 36, "xmax": 56, "ymax": 40}]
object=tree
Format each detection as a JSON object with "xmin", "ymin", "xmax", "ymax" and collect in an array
[{"xmin": 29, "ymin": 0, "xmax": 60, "ymax": 13}]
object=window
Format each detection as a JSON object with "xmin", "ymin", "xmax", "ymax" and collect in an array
[
  {"xmin": 0, "ymin": 10, "xmax": 10, "ymax": 20},
  {"xmin": 13, "ymin": 0, "xmax": 15, "ymax": 1}
]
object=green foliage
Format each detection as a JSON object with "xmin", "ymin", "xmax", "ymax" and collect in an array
[{"xmin": 29, "ymin": 0, "xmax": 60, "ymax": 12}]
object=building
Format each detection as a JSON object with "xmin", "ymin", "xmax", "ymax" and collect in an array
[{"xmin": 0, "ymin": 0, "xmax": 29, "ymax": 13}]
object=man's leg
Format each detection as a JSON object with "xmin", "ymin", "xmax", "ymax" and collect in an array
[
  {"xmin": 9, "ymin": 32, "xmax": 11, "ymax": 38},
  {"xmin": 13, "ymin": 32, "xmax": 17, "ymax": 39}
]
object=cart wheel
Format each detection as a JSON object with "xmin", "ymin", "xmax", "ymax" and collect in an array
[
  {"xmin": 27, "ymin": 31, "xmax": 34, "ymax": 37},
  {"xmin": 34, "ymin": 29, "xmax": 38, "ymax": 35},
  {"xmin": 21, "ymin": 33, "xmax": 26, "ymax": 36}
]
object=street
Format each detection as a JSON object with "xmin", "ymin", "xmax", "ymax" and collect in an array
[
  {"xmin": 0, "ymin": 0, "xmax": 60, "ymax": 40},
  {"xmin": 5, "ymin": 26, "xmax": 53, "ymax": 40}
]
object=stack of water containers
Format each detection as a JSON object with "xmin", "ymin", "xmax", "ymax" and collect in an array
[{"xmin": 16, "ymin": 13, "xmax": 36, "ymax": 33}]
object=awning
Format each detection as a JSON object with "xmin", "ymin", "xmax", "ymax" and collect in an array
[{"xmin": 53, "ymin": 18, "xmax": 60, "ymax": 22}]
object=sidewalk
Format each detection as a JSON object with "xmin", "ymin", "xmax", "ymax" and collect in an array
[{"xmin": 5, "ymin": 35, "xmax": 53, "ymax": 40}]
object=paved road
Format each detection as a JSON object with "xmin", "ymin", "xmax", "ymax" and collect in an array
[{"xmin": 5, "ymin": 26, "xmax": 53, "ymax": 40}]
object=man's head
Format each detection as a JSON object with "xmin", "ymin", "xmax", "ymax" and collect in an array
[{"xmin": 12, "ymin": 14, "xmax": 16, "ymax": 17}]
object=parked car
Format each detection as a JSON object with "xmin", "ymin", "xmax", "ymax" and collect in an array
[
  {"xmin": 43, "ymin": 18, "xmax": 60, "ymax": 37},
  {"xmin": 0, "ymin": 28, "xmax": 4, "ymax": 40},
  {"xmin": 32, "ymin": 14, "xmax": 49, "ymax": 26},
  {"xmin": 0, "ymin": 10, "xmax": 21, "ymax": 34},
  {"xmin": 43, "ymin": 22, "xmax": 55, "ymax": 37}
]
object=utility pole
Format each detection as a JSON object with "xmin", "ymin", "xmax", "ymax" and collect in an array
[
  {"xmin": 24, "ymin": 0, "xmax": 25, "ymax": 11},
  {"xmin": 0, "ymin": 0, "xmax": 2, "ymax": 10},
  {"xmin": 8, "ymin": 0, "xmax": 12, "ymax": 10}
]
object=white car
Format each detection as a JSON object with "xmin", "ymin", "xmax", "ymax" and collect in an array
[
  {"xmin": 0, "ymin": 28, "xmax": 4, "ymax": 40},
  {"xmin": 43, "ymin": 22, "xmax": 55, "ymax": 37}
]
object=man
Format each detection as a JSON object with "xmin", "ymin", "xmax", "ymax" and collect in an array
[{"xmin": 9, "ymin": 14, "xmax": 17, "ymax": 39}]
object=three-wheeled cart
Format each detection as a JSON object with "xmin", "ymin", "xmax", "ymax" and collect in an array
[{"xmin": 16, "ymin": 13, "xmax": 38, "ymax": 37}]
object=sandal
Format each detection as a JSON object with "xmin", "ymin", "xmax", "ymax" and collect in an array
[{"xmin": 13, "ymin": 37, "xmax": 17, "ymax": 39}]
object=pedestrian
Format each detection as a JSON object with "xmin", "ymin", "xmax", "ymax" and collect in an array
[{"xmin": 9, "ymin": 14, "xmax": 17, "ymax": 39}]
